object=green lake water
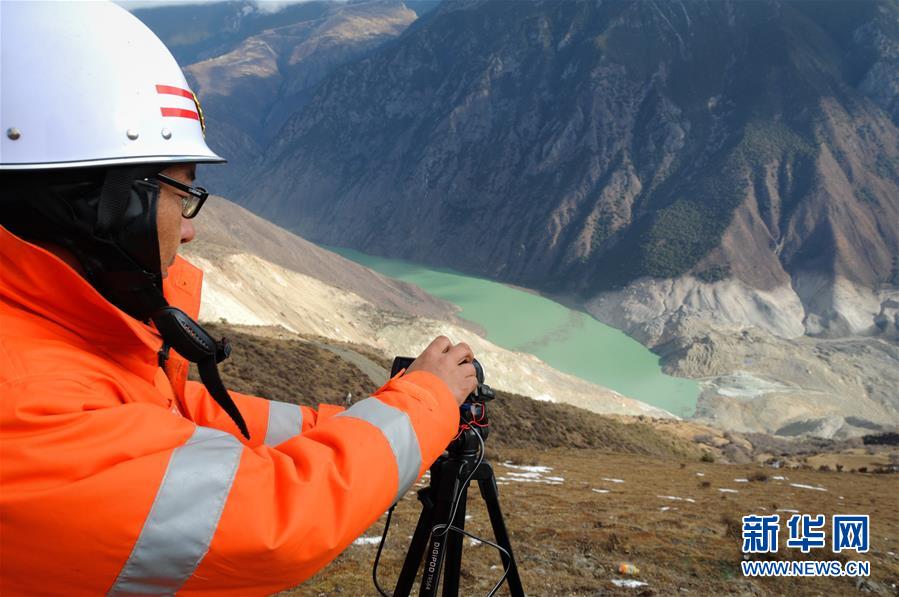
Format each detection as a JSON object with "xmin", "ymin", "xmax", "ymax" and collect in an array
[{"xmin": 331, "ymin": 247, "xmax": 699, "ymax": 417}]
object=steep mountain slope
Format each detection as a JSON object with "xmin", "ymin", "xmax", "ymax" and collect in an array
[
  {"xmin": 240, "ymin": 0, "xmax": 899, "ymax": 337},
  {"xmin": 133, "ymin": 1, "xmax": 332, "ymax": 66}
]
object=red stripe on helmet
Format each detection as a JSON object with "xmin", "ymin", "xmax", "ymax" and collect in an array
[
  {"xmin": 156, "ymin": 84, "xmax": 194, "ymax": 99},
  {"xmin": 160, "ymin": 107, "xmax": 200, "ymax": 120}
]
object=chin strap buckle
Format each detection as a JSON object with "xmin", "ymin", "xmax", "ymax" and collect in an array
[
  {"xmin": 157, "ymin": 342, "xmax": 170, "ymax": 369},
  {"xmin": 215, "ymin": 337, "xmax": 231, "ymax": 364}
]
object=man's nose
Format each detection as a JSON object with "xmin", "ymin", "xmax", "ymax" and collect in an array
[{"xmin": 180, "ymin": 217, "xmax": 196, "ymax": 244}]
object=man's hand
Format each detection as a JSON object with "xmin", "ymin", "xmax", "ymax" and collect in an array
[{"xmin": 406, "ymin": 336, "xmax": 477, "ymax": 406}]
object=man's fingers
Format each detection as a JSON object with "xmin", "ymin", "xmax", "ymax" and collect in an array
[
  {"xmin": 460, "ymin": 362, "xmax": 477, "ymax": 378},
  {"xmin": 448, "ymin": 342, "xmax": 474, "ymax": 365},
  {"xmin": 425, "ymin": 335, "xmax": 452, "ymax": 354}
]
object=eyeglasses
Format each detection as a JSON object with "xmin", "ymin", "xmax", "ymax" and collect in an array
[{"xmin": 153, "ymin": 173, "xmax": 209, "ymax": 219}]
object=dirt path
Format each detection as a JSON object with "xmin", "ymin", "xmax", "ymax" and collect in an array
[{"xmin": 311, "ymin": 342, "xmax": 389, "ymax": 387}]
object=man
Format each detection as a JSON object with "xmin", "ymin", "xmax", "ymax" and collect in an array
[{"xmin": 0, "ymin": 2, "xmax": 475, "ymax": 595}]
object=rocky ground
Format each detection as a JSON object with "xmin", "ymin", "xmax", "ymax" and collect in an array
[{"xmin": 204, "ymin": 323, "xmax": 899, "ymax": 473}]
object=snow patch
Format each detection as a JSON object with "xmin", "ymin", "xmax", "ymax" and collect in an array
[
  {"xmin": 499, "ymin": 462, "xmax": 562, "ymax": 485},
  {"xmin": 502, "ymin": 462, "xmax": 552, "ymax": 474},
  {"xmin": 612, "ymin": 579, "xmax": 649, "ymax": 588},
  {"xmin": 353, "ymin": 536, "xmax": 381, "ymax": 546},
  {"xmin": 790, "ymin": 483, "xmax": 827, "ymax": 492},
  {"xmin": 602, "ymin": 477, "xmax": 625, "ymax": 484},
  {"xmin": 657, "ymin": 495, "xmax": 696, "ymax": 503},
  {"xmin": 718, "ymin": 488, "xmax": 739, "ymax": 493}
]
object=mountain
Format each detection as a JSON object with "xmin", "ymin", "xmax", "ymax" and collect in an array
[
  {"xmin": 135, "ymin": 0, "xmax": 899, "ymax": 436},
  {"xmin": 133, "ymin": 1, "xmax": 333, "ymax": 66},
  {"xmin": 237, "ymin": 0, "xmax": 899, "ymax": 339},
  {"xmin": 186, "ymin": 198, "xmax": 899, "ymax": 438}
]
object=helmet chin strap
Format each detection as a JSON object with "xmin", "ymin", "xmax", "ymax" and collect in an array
[
  {"xmin": 95, "ymin": 169, "xmax": 251, "ymax": 440},
  {"xmin": 93, "ymin": 265, "xmax": 250, "ymax": 440},
  {"xmin": 151, "ymin": 306, "xmax": 249, "ymax": 440}
]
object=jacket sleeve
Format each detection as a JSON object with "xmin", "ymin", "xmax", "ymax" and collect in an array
[
  {"xmin": 180, "ymin": 380, "xmax": 345, "ymax": 448},
  {"xmin": 0, "ymin": 370, "xmax": 459, "ymax": 597}
]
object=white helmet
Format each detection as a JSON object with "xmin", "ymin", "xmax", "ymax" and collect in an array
[{"xmin": 0, "ymin": 1, "xmax": 224, "ymax": 170}]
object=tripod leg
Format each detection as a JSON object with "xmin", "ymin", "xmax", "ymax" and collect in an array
[
  {"xmin": 394, "ymin": 487, "xmax": 437, "ymax": 597},
  {"xmin": 440, "ymin": 483, "xmax": 468, "ymax": 597},
  {"xmin": 418, "ymin": 459, "xmax": 465, "ymax": 597},
  {"xmin": 477, "ymin": 465, "xmax": 525, "ymax": 597}
]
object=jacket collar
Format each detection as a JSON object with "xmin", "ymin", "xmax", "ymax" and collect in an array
[{"xmin": 0, "ymin": 225, "xmax": 204, "ymax": 381}]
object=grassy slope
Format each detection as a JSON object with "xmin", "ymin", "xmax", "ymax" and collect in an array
[{"xmin": 192, "ymin": 324, "xmax": 898, "ymax": 596}]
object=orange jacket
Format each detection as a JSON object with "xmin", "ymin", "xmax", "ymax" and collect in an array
[{"xmin": 0, "ymin": 226, "xmax": 459, "ymax": 596}]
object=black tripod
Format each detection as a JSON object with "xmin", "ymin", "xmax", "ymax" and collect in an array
[{"xmin": 392, "ymin": 404, "xmax": 525, "ymax": 596}]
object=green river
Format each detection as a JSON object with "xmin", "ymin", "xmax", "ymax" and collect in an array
[{"xmin": 331, "ymin": 247, "xmax": 699, "ymax": 417}]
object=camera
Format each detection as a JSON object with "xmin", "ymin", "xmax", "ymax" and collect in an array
[{"xmin": 390, "ymin": 356, "xmax": 495, "ymax": 404}]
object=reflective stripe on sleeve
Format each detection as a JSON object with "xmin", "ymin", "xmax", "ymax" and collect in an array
[
  {"xmin": 264, "ymin": 400, "xmax": 303, "ymax": 446},
  {"xmin": 108, "ymin": 426, "xmax": 243, "ymax": 596},
  {"xmin": 336, "ymin": 397, "xmax": 422, "ymax": 503}
]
